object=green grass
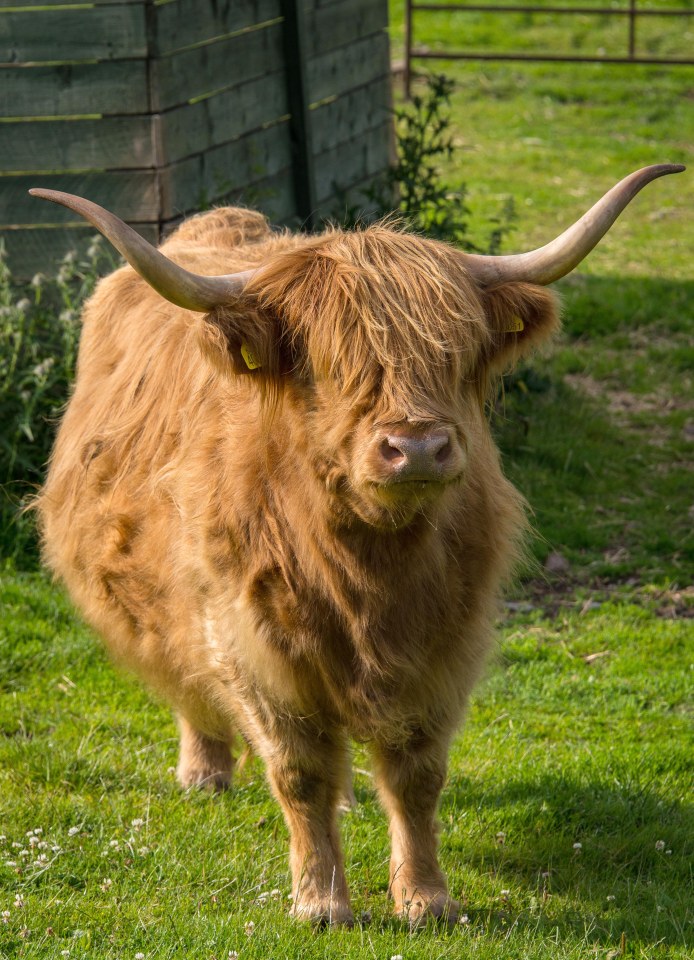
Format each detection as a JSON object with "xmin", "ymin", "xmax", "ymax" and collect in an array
[
  {"xmin": 1, "ymin": 573, "xmax": 691, "ymax": 959},
  {"xmin": 1, "ymin": 6, "xmax": 693, "ymax": 958}
]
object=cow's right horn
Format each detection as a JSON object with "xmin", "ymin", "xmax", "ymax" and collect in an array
[
  {"xmin": 29, "ymin": 189, "xmax": 253, "ymax": 312},
  {"xmin": 462, "ymin": 163, "xmax": 685, "ymax": 287}
]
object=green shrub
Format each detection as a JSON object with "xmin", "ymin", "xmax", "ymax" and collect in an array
[
  {"xmin": 338, "ymin": 73, "xmax": 516, "ymax": 253},
  {"xmin": 0, "ymin": 239, "xmax": 115, "ymax": 566}
]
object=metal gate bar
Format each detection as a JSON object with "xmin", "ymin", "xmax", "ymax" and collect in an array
[{"xmin": 405, "ymin": 0, "xmax": 694, "ymax": 96}]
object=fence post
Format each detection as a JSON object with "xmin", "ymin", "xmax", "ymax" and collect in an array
[
  {"xmin": 280, "ymin": 0, "xmax": 317, "ymax": 229},
  {"xmin": 404, "ymin": 0, "xmax": 413, "ymax": 98}
]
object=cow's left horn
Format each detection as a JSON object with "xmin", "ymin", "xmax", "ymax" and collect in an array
[
  {"xmin": 29, "ymin": 189, "xmax": 253, "ymax": 311},
  {"xmin": 462, "ymin": 163, "xmax": 685, "ymax": 286}
]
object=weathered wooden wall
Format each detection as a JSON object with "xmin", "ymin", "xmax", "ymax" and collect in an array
[{"xmin": 0, "ymin": 0, "xmax": 392, "ymax": 277}]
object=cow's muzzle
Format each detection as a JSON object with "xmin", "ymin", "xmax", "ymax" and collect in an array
[{"xmin": 374, "ymin": 426, "xmax": 465, "ymax": 485}]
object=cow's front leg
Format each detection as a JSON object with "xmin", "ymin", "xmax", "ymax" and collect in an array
[
  {"xmin": 264, "ymin": 726, "xmax": 353, "ymax": 926},
  {"xmin": 371, "ymin": 734, "xmax": 459, "ymax": 926}
]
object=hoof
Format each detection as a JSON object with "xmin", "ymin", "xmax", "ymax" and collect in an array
[
  {"xmin": 290, "ymin": 899, "xmax": 355, "ymax": 927},
  {"xmin": 397, "ymin": 892, "xmax": 460, "ymax": 928}
]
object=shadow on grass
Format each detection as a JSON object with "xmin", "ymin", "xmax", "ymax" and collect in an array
[
  {"xmin": 493, "ymin": 276, "xmax": 693, "ymax": 578},
  {"xmin": 438, "ymin": 769, "xmax": 693, "ymax": 947}
]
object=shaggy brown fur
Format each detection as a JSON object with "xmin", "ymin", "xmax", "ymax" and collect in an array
[{"xmin": 37, "ymin": 207, "xmax": 558, "ymax": 926}]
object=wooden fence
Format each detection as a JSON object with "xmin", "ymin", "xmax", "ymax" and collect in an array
[{"xmin": 0, "ymin": 0, "xmax": 393, "ymax": 277}]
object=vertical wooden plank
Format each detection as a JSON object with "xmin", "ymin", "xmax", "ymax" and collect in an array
[{"xmin": 280, "ymin": 0, "xmax": 317, "ymax": 228}]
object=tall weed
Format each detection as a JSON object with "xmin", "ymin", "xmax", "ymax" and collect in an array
[{"xmin": 0, "ymin": 238, "xmax": 115, "ymax": 565}]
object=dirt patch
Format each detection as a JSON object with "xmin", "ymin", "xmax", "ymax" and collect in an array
[
  {"xmin": 564, "ymin": 373, "xmax": 689, "ymax": 420},
  {"xmin": 504, "ymin": 578, "xmax": 694, "ymax": 621}
]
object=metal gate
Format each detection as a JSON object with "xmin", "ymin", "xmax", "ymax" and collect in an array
[{"xmin": 404, "ymin": 0, "xmax": 694, "ymax": 96}]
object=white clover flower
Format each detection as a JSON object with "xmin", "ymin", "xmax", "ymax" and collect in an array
[
  {"xmin": 655, "ymin": 840, "xmax": 665, "ymax": 851},
  {"xmin": 67, "ymin": 827, "xmax": 80, "ymax": 837},
  {"xmin": 459, "ymin": 913, "xmax": 470, "ymax": 925},
  {"xmin": 14, "ymin": 897, "xmax": 24, "ymax": 908},
  {"xmin": 573, "ymin": 842, "xmax": 582, "ymax": 851},
  {"xmin": 391, "ymin": 955, "xmax": 404, "ymax": 960},
  {"xmin": 1, "ymin": 911, "xmax": 11, "ymax": 922},
  {"xmin": 33, "ymin": 829, "xmax": 43, "ymax": 835},
  {"xmin": 244, "ymin": 920, "xmax": 255, "ymax": 936},
  {"xmin": 30, "ymin": 273, "xmax": 44, "ymax": 288},
  {"xmin": 131, "ymin": 818, "xmax": 145, "ymax": 828},
  {"xmin": 228, "ymin": 952, "xmax": 239, "ymax": 959},
  {"xmin": 5, "ymin": 861, "xmax": 17, "ymax": 868},
  {"xmin": 495, "ymin": 831, "xmax": 506, "ymax": 844},
  {"xmin": 135, "ymin": 953, "xmax": 145, "ymax": 959}
]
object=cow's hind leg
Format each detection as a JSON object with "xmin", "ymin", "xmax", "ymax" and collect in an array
[
  {"xmin": 263, "ymin": 726, "xmax": 353, "ymax": 926},
  {"xmin": 176, "ymin": 715, "xmax": 234, "ymax": 792},
  {"xmin": 371, "ymin": 733, "xmax": 459, "ymax": 926}
]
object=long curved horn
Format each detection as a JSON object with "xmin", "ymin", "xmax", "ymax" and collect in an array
[
  {"xmin": 29, "ymin": 189, "xmax": 254, "ymax": 312},
  {"xmin": 463, "ymin": 163, "xmax": 685, "ymax": 286}
]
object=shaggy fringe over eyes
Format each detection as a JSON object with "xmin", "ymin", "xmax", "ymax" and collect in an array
[{"xmin": 248, "ymin": 224, "xmax": 493, "ymax": 412}]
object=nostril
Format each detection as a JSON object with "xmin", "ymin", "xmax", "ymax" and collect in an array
[
  {"xmin": 434, "ymin": 439, "xmax": 451, "ymax": 463},
  {"xmin": 380, "ymin": 438, "xmax": 405, "ymax": 464}
]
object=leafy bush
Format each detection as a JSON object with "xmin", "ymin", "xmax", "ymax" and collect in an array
[
  {"xmin": 338, "ymin": 73, "xmax": 516, "ymax": 253},
  {"xmin": 0, "ymin": 239, "xmax": 115, "ymax": 566}
]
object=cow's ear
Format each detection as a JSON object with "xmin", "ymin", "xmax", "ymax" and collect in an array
[
  {"xmin": 196, "ymin": 303, "xmax": 283, "ymax": 378},
  {"xmin": 478, "ymin": 282, "xmax": 560, "ymax": 377}
]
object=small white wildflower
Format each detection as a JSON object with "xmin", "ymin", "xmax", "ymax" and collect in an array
[
  {"xmin": 61, "ymin": 251, "xmax": 76, "ymax": 265},
  {"xmin": 135, "ymin": 953, "xmax": 145, "ymax": 959},
  {"xmin": 459, "ymin": 913, "xmax": 470, "ymax": 925},
  {"xmin": 655, "ymin": 840, "xmax": 665, "ymax": 851},
  {"xmin": 0, "ymin": 836, "xmax": 6, "ymax": 843},
  {"xmin": 495, "ymin": 831, "xmax": 506, "ymax": 844},
  {"xmin": 131, "ymin": 818, "xmax": 145, "ymax": 829},
  {"xmin": 573, "ymin": 842, "xmax": 582, "ymax": 851},
  {"xmin": 38, "ymin": 853, "xmax": 48, "ymax": 862},
  {"xmin": 33, "ymin": 828, "xmax": 43, "ymax": 835},
  {"xmin": 19, "ymin": 850, "xmax": 29, "ymax": 858},
  {"xmin": 61, "ymin": 951, "xmax": 70, "ymax": 957},
  {"xmin": 109, "ymin": 840, "xmax": 119, "ymax": 848},
  {"xmin": 51, "ymin": 845, "xmax": 62, "ymax": 853},
  {"xmin": 30, "ymin": 273, "xmax": 44, "ymax": 288},
  {"xmin": 2, "ymin": 910, "xmax": 11, "ymax": 921},
  {"xmin": 100, "ymin": 878, "xmax": 113, "ymax": 891},
  {"xmin": 37, "ymin": 841, "xmax": 48, "ymax": 850},
  {"xmin": 270, "ymin": 888, "xmax": 281, "ymax": 898},
  {"xmin": 5, "ymin": 861, "xmax": 17, "ymax": 867},
  {"xmin": 29, "ymin": 836, "xmax": 39, "ymax": 847},
  {"xmin": 68, "ymin": 827, "xmax": 80, "ymax": 837},
  {"xmin": 606, "ymin": 895, "xmax": 616, "ymax": 902},
  {"xmin": 16, "ymin": 298, "xmax": 32, "ymax": 312},
  {"xmin": 228, "ymin": 952, "xmax": 239, "ymax": 959},
  {"xmin": 11, "ymin": 842, "xmax": 21, "ymax": 849},
  {"xmin": 665, "ymin": 849, "xmax": 672, "ymax": 855},
  {"xmin": 391, "ymin": 955, "xmax": 404, "ymax": 960},
  {"xmin": 14, "ymin": 896, "xmax": 24, "ymax": 908},
  {"xmin": 244, "ymin": 920, "xmax": 255, "ymax": 936},
  {"xmin": 26, "ymin": 831, "xmax": 35, "ymax": 838},
  {"xmin": 138, "ymin": 846, "xmax": 149, "ymax": 856}
]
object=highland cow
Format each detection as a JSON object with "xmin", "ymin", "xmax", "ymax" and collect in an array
[{"xmin": 32, "ymin": 164, "xmax": 682, "ymax": 926}]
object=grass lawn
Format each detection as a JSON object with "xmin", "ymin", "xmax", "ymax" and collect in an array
[{"xmin": 1, "ymin": 5, "xmax": 693, "ymax": 958}]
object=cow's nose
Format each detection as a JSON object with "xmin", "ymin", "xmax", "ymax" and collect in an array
[{"xmin": 379, "ymin": 428, "xmax": 455, "ymax": 480}]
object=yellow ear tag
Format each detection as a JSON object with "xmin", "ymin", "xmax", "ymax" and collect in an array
[
  {"xmin": 505, "ymin": 315, "xmax": 525, "ymax": 333},
  {"xmin": 240, "ymin": 342, "xmax": 261, "ymax": 370}
]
